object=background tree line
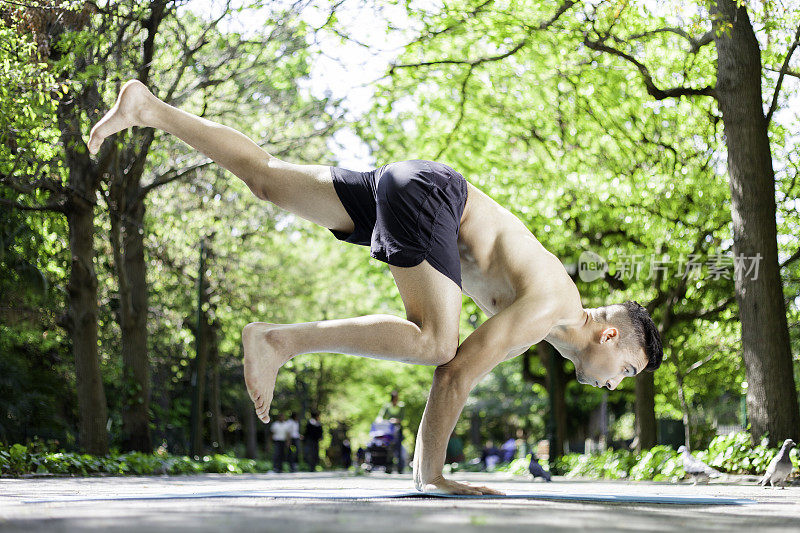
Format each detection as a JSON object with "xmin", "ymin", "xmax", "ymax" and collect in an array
[{"xmin": 1, "ymin": 0, "xmax": 798, "ymax": 463}]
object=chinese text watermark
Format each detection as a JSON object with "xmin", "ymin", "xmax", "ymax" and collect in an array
[{"xmin": 578, "ymin": 251, "xmax": 762, "ymax": 283}]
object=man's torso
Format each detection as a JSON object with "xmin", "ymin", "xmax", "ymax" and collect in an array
[{"xmin": 457, "ymin": 182, "xmax": 583, "ymax": 331}]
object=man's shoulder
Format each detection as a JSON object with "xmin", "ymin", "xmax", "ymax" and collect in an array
[{"xmin": 481, "ymin": 294, "xmax": 573, "ymax": 351}]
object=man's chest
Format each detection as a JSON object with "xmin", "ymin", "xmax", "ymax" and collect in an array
[{"xmin": 458, "ymin": 242, "xmax": 517, "ymax": 317}]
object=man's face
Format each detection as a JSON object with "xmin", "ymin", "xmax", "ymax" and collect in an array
[{"xmin": 573, "ymin": 327, "xmax": 647, "ymax": 390}]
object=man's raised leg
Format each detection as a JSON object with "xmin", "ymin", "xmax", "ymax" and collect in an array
[
  {"xmin": 243, "ymin": 260, "xmax": 462, "ymax": 422},
  {"xmin": 87, "ymin": 80, "xmax": 354, "ymax": 233},
  {"xmin": 86, "ymin": 81, "xmax": 464, "ymax": 424}
]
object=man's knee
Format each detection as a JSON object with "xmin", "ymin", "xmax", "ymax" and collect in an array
[{"xmin": 421, "ymin": 331, "xmax": 458, "ymax": 366}]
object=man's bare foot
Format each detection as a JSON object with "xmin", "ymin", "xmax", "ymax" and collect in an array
[
  {"xmin": 87, "ymin": 79, "xmax": 156, "ymax": 155},
  {"xmin": 242, "ymin": 323, "xmax": 294, "ymax": 423}
]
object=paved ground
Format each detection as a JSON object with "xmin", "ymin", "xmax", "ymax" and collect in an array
[{"xmin": 1, "ymin": 472, "xmax": 798, "ymax": 532}]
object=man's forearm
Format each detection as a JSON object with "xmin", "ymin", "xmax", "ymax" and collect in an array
[
  {"xmin": 412, "ymin": 297, "xmax": 549, "ymax": 491},
  {"xmin": 412, "ymin": 367, "xmax": 471, "ymax": 489}
]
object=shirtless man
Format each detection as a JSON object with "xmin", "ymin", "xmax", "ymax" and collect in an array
[{"xmin": 87, "ymin": 80, "xmax": 663, "ymax": 495}]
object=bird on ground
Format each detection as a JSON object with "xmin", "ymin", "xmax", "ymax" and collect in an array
[
  {"xmin": 528, "ymin": 455, "xmax": 552, "ymax": 482},
  {"xmin": 677, "ymin": 445, "xmax": 722, "ymax": 484},
  {"xmin": 759, "ymin": 439, "xmax": 796, "ymax": 489}
]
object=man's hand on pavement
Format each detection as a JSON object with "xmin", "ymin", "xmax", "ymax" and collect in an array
[{"xmin": 423, "ymin": 475, "xmax": 505, "ymax": 496}]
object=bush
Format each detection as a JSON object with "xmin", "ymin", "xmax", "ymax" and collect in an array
[
  {"xmin": 0, "ymin": 442, "xmax": 274, "ymax": 477},
  {"xmin": 502, "ymin": 431, "xmax": 798, "ymax": 482}
]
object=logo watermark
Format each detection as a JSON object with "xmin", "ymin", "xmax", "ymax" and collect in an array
[
  {"xmin": 577, "ymin": 251, "xmax": 762, "ymax": 282},
  {"xmin": 578, "ymin": 250, "xmax": 608, "ymax": 282}
]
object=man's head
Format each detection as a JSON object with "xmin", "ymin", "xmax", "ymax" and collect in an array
[
  {"xmin": 571, "ymin": 301, "xmax": 662, "ymax": 390},
  {"xmin": 391, "ymin": 389, "xmax": 399, "ymax": 403}
]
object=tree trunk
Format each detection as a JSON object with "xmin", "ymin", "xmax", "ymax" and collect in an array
[
  {"xmin": 634, "ymin": 372, "xmax": 657, "ymax": 451},
  {"xmin": 712, "ymin": 0, "xmax": 800, "ymax": 444},
  {"xmin": 119, "ymin": 199, "xmax": 151, "ymax": 451},
  {"xmin": 58, "ymin": 98, "xmax": 109, "ymax": 455},
  {"xmin": 245, "ymin": 405, "xmax": 258, "ymax": 459},
  {"xmin": 469, "ymin": 410, "xmax": 482, "ymax": 449},
  {"xmin": 66, "ymin": 198, "xmax": 109, "ymax": 455},
  {"xmin": 189, "ymin": 241, "xmax": 208, "ymax": 456},
  {"xmin": 541, "ymin": 342, "xmax": 566, "ymax": 458},
  {"xmin": 208, "ymin": 321, "xmax": 224, "ymax": 452},
  {"xmin": 110, "ymin": 0, "xmax": 168, "ymax": 453},
  {"xmin": 676, "ymin": 375, "xmax": 692, "ymax": 450}
]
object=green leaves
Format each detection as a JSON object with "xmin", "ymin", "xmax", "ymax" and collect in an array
[
  {"xmin": 545, "ymin": 430, "xmax": 799, "ymax": 481},
  {"xmin": 0, "ymin": 442, "xmax": 274, "ymax": 477}
]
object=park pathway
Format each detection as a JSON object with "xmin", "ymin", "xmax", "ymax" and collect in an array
[{"xmin": 1, "ymin": 472, "xmax": 797, "ymax": 532}]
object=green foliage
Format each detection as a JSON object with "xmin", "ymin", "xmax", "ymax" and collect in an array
[
  {"xmin": 697, "ymin": 431, "xmax": 789, "ymax": 475},
  {"xmin": 542, "ymin": 432, "xmax": 799, "ymax": 481},
  {"xmin": 0, "ymin": 442, "xmax": 272, "ymax": 477}
]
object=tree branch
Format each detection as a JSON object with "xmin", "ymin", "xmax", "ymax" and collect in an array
[
  {"xmin": 764, "ymin": 65, "xmax": 800, "ymax": 80},
  {"xmin": 403, "ymin": 0, "xmax": 495, "ymax": 48},
  {"xmin": 390, "ymin": 38, "xmax": 528, "ymax": 72},
  {"xmin": 434, "ymin": 65, "xmax": 474, "ymax": 159},
  {"xmin": 390, "ymin": 0, "xmax": 575, "ymax": 72},
  {"xmin": 780, "ymin": 247, "xmax": 800, "ymax": 270},
  {"xmin": 0, "ymin": 197, "xmax": 65, "ymax": 212},
  {"xmin": 671, "ymin": 295, "xmax": 735, "ymax": 322},
  {"xmin": 626, "ymin": 27, "xmax": 714, "ymax": 54},
  {"xmin": 138, "ymin": 160, "xmax": 213, "ymax": 199},
  {"xmin": 583, "ymin": 36, "xmax": 716, "ymax": 100},
  {"xmin": 765, "ymin": 21, "xmax": 800, "ymax": 126},
  {"xmin": 686, "ymin": 351, "xmax": 716, "ymax": 374}
]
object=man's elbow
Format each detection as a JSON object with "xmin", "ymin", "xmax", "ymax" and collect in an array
[{"xmin": 433, "ymin": 364, "xmax": 472, "ymax": 398}]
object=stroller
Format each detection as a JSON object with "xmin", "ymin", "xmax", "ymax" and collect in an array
[{"xmin": 363, "ymin": 419, "xmax": 399, "ymax": 473}]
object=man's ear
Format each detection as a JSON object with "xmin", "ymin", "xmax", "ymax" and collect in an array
[{"xmin": 599, "ymin": 327, "xmax": 618, "ymax": 344}]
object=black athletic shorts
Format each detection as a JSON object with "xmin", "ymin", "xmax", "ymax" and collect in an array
[{"xmin": 328, "ymin": 159, "xmax": 469, "ymax": 289}]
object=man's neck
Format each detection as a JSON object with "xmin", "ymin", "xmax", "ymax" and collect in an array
[{"xmin": 544, "ymin": 308, "xmax": 595, "ymax": 360}]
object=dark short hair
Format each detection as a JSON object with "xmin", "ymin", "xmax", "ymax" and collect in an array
[{"xmin": 621, "ymin": 301, "xmax": 663, "ymax": 372}]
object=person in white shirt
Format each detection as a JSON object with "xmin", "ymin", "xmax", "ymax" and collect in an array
[
  {"xmin": 287, "ymin": 412, "xmax": 301, "ymax": 472},
  {"xmin": 269, "ymin": 413, "xmax": 291, "ymax": 472}
]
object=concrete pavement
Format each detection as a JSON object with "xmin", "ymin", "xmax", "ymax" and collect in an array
[{"xmin": 1, "ymin": 472, "xmax": 797, "ymax": 532}]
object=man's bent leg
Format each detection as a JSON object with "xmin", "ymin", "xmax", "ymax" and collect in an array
[
  {"xmin": 243, "ymin": 260, "xmax": 462, "ymax": 422},
  {"xmin": 87, "ymin": 80, "xmax": 354, "ymax": 233}
]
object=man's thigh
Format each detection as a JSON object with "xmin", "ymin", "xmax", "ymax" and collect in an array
[
  {"xmin": 389, "ymin": 259, "xmax": 462, "ymax": 348},
  {"xmin": 260, "ymin": 160, "xmax": 355, "ymax": 234}
]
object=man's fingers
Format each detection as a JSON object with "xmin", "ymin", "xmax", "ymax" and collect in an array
[{"xmin": 474, "ymin": 485, "xmax": 505, "ymax": 495}]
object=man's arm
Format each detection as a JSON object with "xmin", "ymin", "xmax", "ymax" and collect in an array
[{"xmin": 412, "ymin": 297, "xmax": 553, "ymax": 495}]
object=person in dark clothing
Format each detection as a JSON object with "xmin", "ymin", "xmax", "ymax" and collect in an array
[
  {"xmin": 378, "ymin": 389, "xmax": 406, "ymax": 473},
  {"xmin": 480, "ymin": 440, "xmax": 501, "ymax": 470},
  {"xmin": 342, "ymin": 438, "xmax": 352, "ymax": 469},
  {"xmin": 304, "ymin": 410, "xmax": 324, "ymax": 471},
  {"xmin": 445, "ymin": 431, "xmax": 465, "ymax": 464}
]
